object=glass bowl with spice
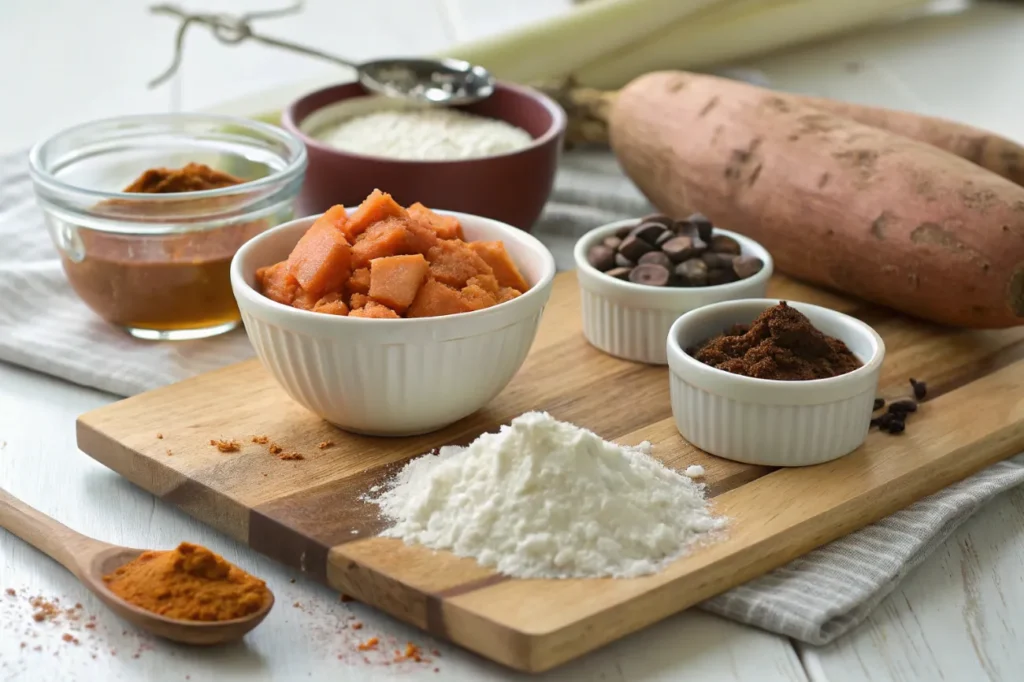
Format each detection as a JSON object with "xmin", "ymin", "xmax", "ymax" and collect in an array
[
  {"xmin": 667, "ymin": 299, "xmax": 885, "ymax": 467},
  {"xmin": 28, "ymin": 113, "xmax": 307, "ymax": 340}
]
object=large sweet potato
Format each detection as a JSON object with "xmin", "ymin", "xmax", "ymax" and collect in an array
[{"xmin": 609, "ymin": 71, "xmax": 1024, "ymax": 328}]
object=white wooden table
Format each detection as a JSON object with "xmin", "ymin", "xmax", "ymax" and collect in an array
[{"xmin": 2, "ymin": 1, "xmax": 1024, "ymax": 680}]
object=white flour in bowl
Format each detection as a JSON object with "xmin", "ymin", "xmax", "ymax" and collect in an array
[
  {"xmin": 370, "ymin": 411, "xmax": 725, "ymax": 579},
  {"xmin": 314, "ymin": 107, "xmax": 533, "ymax": 161}
]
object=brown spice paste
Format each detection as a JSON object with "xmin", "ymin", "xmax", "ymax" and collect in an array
[
  {"xmin": 60, "ymin": 163, "xmax": 265, "ymax": 332},
  {"xmin": 691, "ymin": 302, "xmax": 862, "ymax": 380}
]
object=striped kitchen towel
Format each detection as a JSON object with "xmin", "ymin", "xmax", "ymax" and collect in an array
[{"xmin": 2, "ymin": 146, "xmax": 1023, "ymax": 646}]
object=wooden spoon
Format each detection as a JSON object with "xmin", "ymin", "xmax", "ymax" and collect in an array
[{"xmin": 0, "ymin": 487, "xmax": 274, "ymax": 645}]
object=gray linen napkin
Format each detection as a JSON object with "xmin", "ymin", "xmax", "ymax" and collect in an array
[{"xmin": 2, "ymin": 147, "xmax": 1023, "ymax": 646}]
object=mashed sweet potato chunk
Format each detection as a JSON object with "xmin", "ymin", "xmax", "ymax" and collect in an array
[{"xmin": 255, "ymin": 189, "xmax": 531, "ymax": 318}]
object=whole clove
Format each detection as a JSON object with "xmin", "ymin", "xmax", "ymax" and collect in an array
[
  {"xmin": 887, "ymin": 400, "xmax": 918, "ymax": 415},
  {"xmin": 910, "ymin": 378, "xmax": 927, "ymax": 401},
  {"xmin": 873, "ymin": 398, "xmax": 885, "ymax": 411}
]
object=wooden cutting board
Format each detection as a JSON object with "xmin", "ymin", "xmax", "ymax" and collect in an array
[{"xmin": 77, "ymin": 271, "xmax": 1024, "ymax": 673}]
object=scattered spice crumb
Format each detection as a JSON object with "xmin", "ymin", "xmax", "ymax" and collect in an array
[
  {"xmin": 290, "ymin": 578, "xmax": 296, "ymax": 584},
  {"xmin": 435, "ymin": 668, "xmax": 440, "ymax": 673},
  {"xmin": 166, "ymin": 449, "xmax": 173, "ymax": 456},
  {"xmin": 85, "ymin": 622, "xmax": 96, "ymax": 630},
  {"xmin": 910, "ymin": 377, "xmax": 927, "ymax": 400},
  {"xmin": 395, "ymin": 642, "xmax": 424, "ymax": 662},
  {"xmin": 358, "ymin": 637, "xmax": 379, "ymax": 651},
  {"xmin": 20, "ymin": 642, "xmax": 26, "ymax": 648},
  {"xmin": 268, "ymin": 444, "xmax": 283, "ymax": 455},
  {"xmin": 279, "ymin": 452, "xmax": 305, "ymax": 461},
  {"xmin": 252, "ymin": 435, "xmax": 269, "ymax": 444},
  {"xmin": 293, "ymin": 601, "xmax": 303, "ymax": 610},
  {"xmin": 209, "ymin": 439, "xmax": 241, "ymax": 453},
  {"xmin": 156, "ymin": 433, "xmax": 163, "ymax": 439},
  {"xmin": 318, "ymin": 441, "xmax": 334, "ymax": 449},
  {"xmin": 6, "ymin": 588, "xmax": 16, "ymax": 597},
  {"xmin": 351, "ymin": 622, "xmax": 363, "ymax": 630}
]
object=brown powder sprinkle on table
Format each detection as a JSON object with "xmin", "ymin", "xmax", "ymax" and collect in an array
[
  {"xmin": 278, "ymin": 452, "xmax": 305, "ymax": 461},
  {"xmin": 268, "ymin": 443, "xmax": 283, "ymax": 455},
  {"xmin": 156, "ymin": 433, "xmax": 163, "ymax": 439},
  {"xmin": 5, "ymin": 588, "xmax": 16, "ymax": 597},
  {"xmin": 317, "ymin": 441, "xmax": 334, "ymax": 449},
  {"xmin": 358, "ymin": 637, "xmax": 379, "ymax": 651},
  {"xmin": 251, "ymin": 435, "xmax": 269, "ymax": 444},
  {"xmin": 209, "ymin": 439, "xmax": 241, "ymax": 453},
  {"xmin": 690, "ymin": 301, "xmax": 862, "ymax": 381}
]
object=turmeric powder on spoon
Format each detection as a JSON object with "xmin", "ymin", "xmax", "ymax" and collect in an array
[{"xmin": 103, "ymin": 542, "xmax": 269, "ymax": 622}]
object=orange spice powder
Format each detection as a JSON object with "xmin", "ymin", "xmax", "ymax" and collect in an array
[{"xmin": 102, "ymin": 542, "xmax": 270, "ymax": 622}]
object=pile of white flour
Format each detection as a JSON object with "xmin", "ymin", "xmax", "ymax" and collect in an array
[{"xmin": 371, "ymin": 412, "xmax": 725, "ymax": 579}]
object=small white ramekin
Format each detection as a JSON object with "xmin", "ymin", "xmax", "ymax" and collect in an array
[
  {"xmin": 574, "ymin": 219, "xmax": 773, "ymax": 365},
  {"xmin": 231, "ymin": 210, "xmax": 556, "ymax": 437},
  {"xmin": 667, "ymin": 299, "xmax": 885, "ymax": 467}
]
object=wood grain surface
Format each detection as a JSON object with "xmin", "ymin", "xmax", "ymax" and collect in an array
[{"xmin": 76, "ymin": 271, "xmax": 1024, "ymax": 673}]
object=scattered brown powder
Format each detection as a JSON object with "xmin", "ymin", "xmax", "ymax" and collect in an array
[
  {"xmin": 166, "ymin": 449, "xmax": 173, "ymax": 456},
  {"xmin": 358, "ymin": 637, "xmax": 379, "ymax": 651},
  {"xmin": 268, "ymin": 444, "xmax": 283, "ymax": 455},
  {"xmin": 278, "ymin": 452, "xmax": 304, "ymax": 461},
  {"xmin": 30, "ymin": 597, "xmax": 61, "ymax": 622},
  {"xmin": 156, "ymin": 433, "xmax": 163, "ymax": 440},
  {"xmin": 351, "ymin": 622, "xmax": 363, "ymax": 630},
  {"xmin": 61, "ymin": 634, "xmax": 79, "ymax": 645},
  {"xmin": 251, "ymin": 435, "xmax": 269, "ymax": 444},
  {"xmin": 396, "ymin": 643, "xmax": 424, "ymax": 662},
  {"xmin": 5, "ymin": 588, "xmax": 16, "ymax": 597},
  {"xmin": 209, "ymin": 439, "xmax": 241, "ymax": 453},
  {"xmin": 318, "ymin": 441, "xmax": 334, "ymax": 449}
]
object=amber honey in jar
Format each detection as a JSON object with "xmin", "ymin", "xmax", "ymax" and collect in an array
[{"xmin": 29, "ymin": 113, "xmax": 307, "ymax": 340}]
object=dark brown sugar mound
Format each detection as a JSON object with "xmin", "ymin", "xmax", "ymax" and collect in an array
[{"xmin": 690, "ymin": 302, "xmax": 863, "ymax": 381}]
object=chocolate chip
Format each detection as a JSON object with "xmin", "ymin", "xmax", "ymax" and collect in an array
[
  {"xmin": 629, "ymin": 263, "xmax": 671, "ymax": 287},
  {"xmin": 701, "ymin": 252, "xmax": 736, "ymax": 269},
  {"xmin": 707, "ymin": 268, "xmax": 739, "ymax": 286},
  {"xmin": 654, "ymin": 230, "xmax": 675, "ymax": 247},
  {"xmin": 638, "ymin": 251, "xmax": 673, "ymax": 269},
  {"xmin": 641, "ymin": 213, "xmax": 674, "ymax": 230},
  {"xmin": 604, "ymin": 266, "xmax": 632, "ymax": 280},
  {"xmin": 674, "ymin": 259, "xmax": 708, "ymax": 287},
  {"xmin": 873, "ymin": 398, "xmax": 885, "ymax": 411},
  {"xmin": 886, "ymin": 420, "xmax": 906, "ymax": 434},
  {"xmin": 910, "ymin": 378, "xmax": 927, "ymax": 400},
  {"xmin": 687, "ymin": 213, "xmax": 714, "ymax": 242},
  {"xmin": 630, "ymin": 222, "xmax": 669, "ymax": 246},
  {"xmin": 615, "ymin": 224, "xmax": 636, "ymax": 239},
  {"xmin": 615, "ymin": 252, "xmax": 634, "ymax": 268},
  {"xmin": 587, "ymin": 244, "xmax": 616, "ymax": 271},
  {"xmin": 710, "ymin": 235, "xmax": 742, "ymax": 255},
  {"xmin": 618, "ymin": 234, "xmax": 654, "ymax": 261},
  {"xmin": 603, "ymin": 235, "xmax": 623, "ymax": 250},
  {"xmin": 732, "ymin": 255, "xmax": 764, "ymax": 279},
  {"xmin": 662, "ymin": 235, "xmax": 707, "ymax": 263},
  {"xmin": 888, "ymin": 400, "xmax": 918, "ymax": 415}
]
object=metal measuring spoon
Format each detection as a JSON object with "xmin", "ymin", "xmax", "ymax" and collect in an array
[{"xmin": 150, "ymin": 4, "xmax": 497, "ymax": 106}]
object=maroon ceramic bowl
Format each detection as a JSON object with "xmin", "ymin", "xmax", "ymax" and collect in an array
[{"xmin": 282, "ymin": 81, "xmax": 566, "ymax": 232}]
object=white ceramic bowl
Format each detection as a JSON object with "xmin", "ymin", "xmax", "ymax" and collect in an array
[
  {"xmin": 231, "ymin": 211, "xmax": 556, "ymax": 436},
  {"xmin": 667, "ymin": 299, "xmax": 885, "ymax": 467},
  {"xmin": 574, "ymin": 219, "xmax": 773, "ymax": 365}
]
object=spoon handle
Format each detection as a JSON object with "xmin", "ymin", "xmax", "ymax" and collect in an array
[{"xmin": 0, "ymin": 488, "xmax": 103, "ymax": 575}]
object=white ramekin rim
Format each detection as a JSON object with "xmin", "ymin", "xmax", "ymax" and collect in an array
[
  {"xmin": 573, "ymin": 219, "xmax": 775, "ymax": 310},
  {"xmin": 667, "ymin": 298, "xmax": 886, "ymax": 405},
  {"xmin": 231, "ymin": 209, "xmax": 556, "ymax": 343}
]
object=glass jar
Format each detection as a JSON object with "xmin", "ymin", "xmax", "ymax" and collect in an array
[{"xmin": 29, "ymin": 113, "xmax": 307, "ymax": 340}]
